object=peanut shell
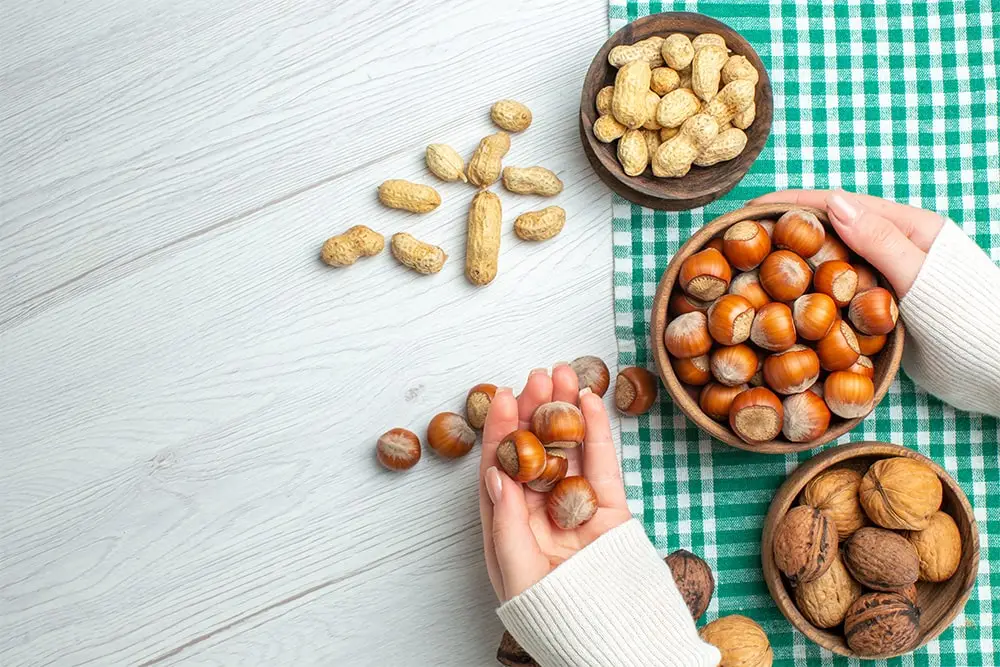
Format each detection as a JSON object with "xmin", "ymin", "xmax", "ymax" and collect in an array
[
  {"xmin": 502, "ymin": 166, "xmax": 563, "ymax": 196},
  {"xmin": 377, "ymin": 179, "xmax": 441, "ymax": 213},
  {"xmin": 514, "ymin": 206, "xmax": 565, "ymax": 242},
  {"xmin": 693, "ymin": 128, "xmax": 747, "ymax": 166},
  {"xmin": 593, "ymin": 114, "xmax": 627, "ymax": 143},
  {"xmin": 468, "ymin": 132, "xmax": 511, "ymax": 188},
  {"xmin": 390, "ymin": 233, "xmax": 446, "ymax": 274},
  {"xmin": 465, "ymin": 190, "xmax": 502, "ymax": 285},
  {"xmin": 612, "ymin": 60, "xmax": 653, "ymax": 129},
  {"xmin": 320, "ymin": 225, "xmax": 384, "ymax": 267},
  {"xmin": 425, "ymin": 143, "xmax": 467, "ymax": 182},
  {"xmin": 491, "ymin": 99, "xmax": 532, "ymax": 132},
  {"xmin": 617, "ymin": 129, "xmax": 649, "ymax": 176}
]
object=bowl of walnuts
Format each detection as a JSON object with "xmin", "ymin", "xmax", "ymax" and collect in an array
[
  {"xmin": 761, "ymin": 442, "xmax": 980, "ymax": 659},
  {"xmin": 579, "ymin": 12, "xmax": 773, "ymax": 210},
  {"xmin": 650, "ymin": 203, "xmax": 905, "ymax": 453}
]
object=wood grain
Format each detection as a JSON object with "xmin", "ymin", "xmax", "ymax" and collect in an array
[{"xmin": 0, "ymin": 0, "xmax": 615, "ymax": 664}]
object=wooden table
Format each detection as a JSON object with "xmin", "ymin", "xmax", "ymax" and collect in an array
[{"xmin": 0, "ymin": 1, "xmax": 616, "ymax": 663}]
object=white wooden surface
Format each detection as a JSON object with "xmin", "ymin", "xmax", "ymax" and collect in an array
[{"xmin": 0, "ymin": 0, "xmax": 616, "ymax": 664}]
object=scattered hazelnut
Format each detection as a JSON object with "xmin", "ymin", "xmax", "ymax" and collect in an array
[
  {"xmin": 699, "ymin": 615, "xmax": 773, "ymax": 667},
  {"xmin": 526, "ymin": 448, "xmax": 569, "ymax": 493},
  {"xmin": 781, "ymin": 390, "xmax": 831, "ymax": 443},
  {"xmin": 802, "ymin": 468, "xmax": 866, "ymax": 539},
  {"xmin": 772, "ymin": 209, "xmax": 826, "ymax": 257},
  {"xmin": 672, "ymin": 354, "xmax": 712, "ymax": 386},
  {"xmin": 569, "ymin": 356, "xmax": 611, "ymax": 397},
  {"xmin": 860, "ymin": 457, "xmax": 942, "ymax": 531},
  {"xmin": 816, "ymin": 320, "xmax": 861, "ymax": 371},
  {"xmin": 722, "ymin": 220, "xmax": 772, "ymax": 271},
  {"xmin": 427, "ymin": 412, "xmax": 476, "ymax": 458},
  {"xmin": 763, "ymin": 344, "xmax": 820, "ymax": 395},
  {"xmin": 772, "ymin": 505, "xmax": 837, "ymax": 585},
  {"xmin": 906, "ymin": 510, "xmax": 962, "ymax": 582},
  {"xmin": 728, "ymin": 269, "xmax": 772, "ymax": 310},
  {"xmin": 699, "ymin": 382, "xmax": 748, "ymax": 421},
  {"xmin": 759, "ymin": 250, "xmax": 814, "ymax": 302},
  {"xmin": 844, "ymin": 592, "xmax": 920, "ymax": 657},
  {"xmin": 375, "ymin": 428, "xmax": 422, "ymax": 471},
  {"xmin": 710, "ymin": 343, "xmax": 759, "ymax": 387},
  {"xmin": 664, "ymin": 311, "xmax": 714, "ymax": 359},
  {"xmin": 813, "ymin": 260, "xmax": 859, "ymax": 307},
  {"xmin": 664, "ymin": 549, "xmax": 715, "ymax": 621},
  {"xmin": 496, "ymin": 430, "xmax": 547, "ymax": 482},
  {"xmin": 531, "ymin": 401, "xmax": 586, "ymax": 448},
  {"xmin": 794, "ymin": 554, "xmax": 862, "ymax": 628},
  {"xmin": 615, "ymin": 366, "xmax": 659, "ymax": 415},
  {"xmin": 843, "ymin": 527, "xmax": 920, "ymax": 591},
  {"xmin": 848, "ymin": 287, "xmax": 899, "ymax": 335},
  {"xmin": 729, "ymin": 386, "xmax": 784, "ymax": 443},
  {"xmin": 707, "ymin": 294, "xmax": 755, "ymax": 345},
  {"xmin": 823, "ymin": 371, "xmax": 875, "ymax": 419},
  {"xmin": 547, "ymin": 476, "xmax": 598, "ymax": 529},
  {"xmin": 750, "ymin": 302, "xmax": 797, "ymax": 352},
  {"xmin": 679, "ymin": 247, "xmax": 732, "ymax": 300},
  {"xmin": 466, "ymin": 383, "xmax": 497, "ymax": 430}
]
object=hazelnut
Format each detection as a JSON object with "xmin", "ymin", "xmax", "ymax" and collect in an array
[
  {"xmin": 772, "ymin": 209, "xmax": 826, "ymax": 257},
  {"xmin": 849, "ymin": 287, "xmax": 899, "ymax": 336},
  {"xmin": 375, "ymin": 428, "xmax": 421, "ymax": 471},
  {"xmin": 781, "ymin": 390, "xmax": 831, "ymax": 443},
  {"xmin": 844, "ymin": 592, "xmax": 920, "ymax": 657},
  {"xmin": 427, "ymin": 412, "xmax": 476, "ymax": 458},
  {"xmin": 749, "ymin": 348, "xmax": 767, "ymax": 387},
  {"xmin": 845, "ymin": 355, "xmax": 875, "ymax": 380},
  {"xmin": 906, "ymin": 510, "xmax": 962, "ymax": 582},
  {"xmin": 496, "ymin": 430, "xmax": 547, "ymax": 482},
  {"xmin": 772, "ymin": 505, "xmax": 837, "ymax": 584},
  {"xmin": 806, "ymin": 233, "xmax": 850, "ymax": 270},
  {"xmin": 705, "ymin": 236, "xmax": 725, "ymax": 253},
  {"xmin": 569, "ymin": 356, "xmax": 611, "ymax": 397},
  {"xmin": 672, "ymin": 354, "xmax": 712, "ymax": 386},
  {"xmin": 843, "ymin": 527, "xmax": 920, "ymax": 591},
  {"xmin": 547, "ymin": 476, "xmax": 598, "ymax": 529},
  {"xmin": 531, "ymin": 401, "xmax": 586, "ymax": 448},
  {"xmin": 853, "ymin": 262, "xmax": 880, "ymax": 292},
  {"xmin": 710, "ymin": 343, "xmax": 759, "ymax": 387},
  {"xmin": 664, "ymin": 311, "xmax": 713, "ymax": 359},
  {"xmin": 729, "ymin": 386, "xmax": 784, "ymax": 444},
  {"xmin": 816, "ymin": 320, "xmax": 861, "ymax": 371},
  {"xmin": 757, "ymin": 219, "xmax": 775, "ymax": 238},
  {"xmin": 813, "ymin": 260, "xmax": 859, "ymax": 307},
  {"xmin": 791, "ymin": 292, "xmax": 838, "ymax": 340},
  {"xmin": 728, "ymin": 270, "xmax": 772, "ymax": 310},
  {"xmin": 750, "ymin": 302, "xmax": 797, "ymax": 352},
  {"xmin": 615, "ymin": 366, "xmax": 659, "ymax": 415},
  {"xmin": 669, "ymin": 290, "xmax": 713, "ymax": 316},
  {"xmin": 526, "ymin": 448, "xmax": 569, "ymax": 493},
  {"xmin": 802, "ymin": 468, "xmax": 866, "ymax": 540},
  {"xmin": 794, "ymin": 554, "xmax": 862, "ymax": 628},
  {"xmin": 857, "ymin": 332, "xmax": 888, "ymax": 356},
  {"xmin": 860, "ymin": 457, "xmax": 942, "ymax": 530},
  {"xmin": 707, "ymin": 294, "xmax": 755, "ymax": 345},
  {"xmin": 679, "ymin": 247, "xmax": 732, "ymax": 300},
  {"xmin": 759, "ymin": 250, "xmax": 813, "ymax": 302},
  {"xmin": 497, "ymin": 631, "xmax": 538, "ymax": 667},
  {"xmin": 698, "ymin": 615, "xmax": 773, "ymax": 667},
  {"xmin": 762, "ymin": 344, "xmax": 820, "ymax": 395},
  {"xmin": 722, "ymin": 220, "xmax": 772, "ymax": 271},
  {"xmin": 466, "ymin": 383, "xmax": 497, "ymax": 430},
  {"xmin": 699, "ymin": 382, "xmax": 748, "ymax": 421},
  {"xmin": 664, "ymin": 549, "xmax": 715, "ymax": 621},
  {"xmin": 823, "ymin": 371, "xmax": 875, "ymax": 419}
]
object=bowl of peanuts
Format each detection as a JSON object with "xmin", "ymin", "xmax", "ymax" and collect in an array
[{"xmin": 580, "ymin": 12, "xmax": 773, "ymax": 210}]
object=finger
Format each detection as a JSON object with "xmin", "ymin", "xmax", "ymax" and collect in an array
[
  {"xmin": 750, "ymin": 189, "xmax": 944, "ymax": 251},
  {"xmin": 488, "ymin": 466, "xmax": 550, "ymax": 600},
  {"xmin": 826, "ymin": 191, "xmax": 926, "ymax": 298},
  {"xmin": 579, "ymin": 389, "xmax": 629, "ymax": 511},
  {"xmin": 479, "ymin": 388, "xmax": 518, "ymax": 599},
  {"xmin": 551, "ymin": 362, "xmax": 581, "ymax": 404},
  {"xmin": 517, "ymin": 369, "xmax": 553, "ymax": 429}
]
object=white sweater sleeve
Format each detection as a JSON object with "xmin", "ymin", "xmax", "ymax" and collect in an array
[
  {"xmin": 899, "ymin": 219, "xmax": 1000, "ymax": 417},
  {"xmin": 496, "ymin": 519, "xmax": 721, "ymax": 667}
]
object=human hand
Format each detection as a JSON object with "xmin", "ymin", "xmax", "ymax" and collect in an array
[
  {"xmin": 478, "ymin": 365, "xmax": 632, "ymax": 602},
  {"xmin": 749, "ymin": 189, "xmax": 945, "ymax": 298}
]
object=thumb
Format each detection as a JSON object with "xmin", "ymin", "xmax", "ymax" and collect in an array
[
  {"xmin": 486, "ymin": 466, "xmax": 550, "ymax": 600},
  {"xmin": 826, "ymin": 191, "xmax": 925, "ymax": 297}
]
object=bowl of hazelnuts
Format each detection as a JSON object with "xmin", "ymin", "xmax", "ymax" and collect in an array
[
  {"xmin": 650, "ymin": 203, "xmax": 905, "ymax": 452},
  {"xmin": 761, "ymin": 442, "xmax": 979, "ymax": 659}
]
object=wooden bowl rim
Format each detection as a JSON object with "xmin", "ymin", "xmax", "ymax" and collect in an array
[
  {"xmin": 761, "ymin": 442, "xmax": 981, "ymax": 659},
  {"xmin": 650, "ymin": 203, "xmax": 906, "ymax": 453},
  {"xmin": 579, "ymin": 12, "xmax": 774, "ymax": 210}
]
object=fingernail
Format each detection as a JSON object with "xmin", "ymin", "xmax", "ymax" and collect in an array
[
  {"xmin": 828, "ymin": 192, "xmax": 860, "ymax": 225},
  {"xmin": 579, "ymin": 387, "xmax": 593, "ymax": 398},
  {"xmin": 496, "ymin": 386, "xmax": 513, "ymax": 395},
  {"xmin": 529, "ymin": 367, "xmax": 549, "ymax": 376},
  {"xmin": 553, "ymin": 361, "xmax": 569, "ymax": 368},
  {"xmin": 485, "ymin": 466, "xmax": 503, "ymax": 504}
]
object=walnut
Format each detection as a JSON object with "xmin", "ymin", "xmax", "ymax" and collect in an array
[
  {"xmin": 844, "ymin": 592, "xmax": 921, "ymax": 657},
  {"xmin": 899, "ymin": 582, "xmax": 919, "ymax": 606},
  {"xmin": 496, "ymin": 631, "xmax": 537, "ymax": 666},
  {"xmin": 794, "ymin": 554, "xmax": 862, "ymax": 628},
  {"xmin": 772, "ymin": 505, "xmax": 837, "ymax": 585},
  {"xmin": 699, "ymin": 615, "xmax": 774, "ymax": 667},
  {"xmin": 802, "ymin": 467, "xmax": 866, "ymax": 540},
  {"xmin": 664, "ymin": 548, "xmax": 715, "ymax": 620},
  {"xmin": 906, "ymin": 510, "xmax": 963, "ymax": 582},
  {"xmin": 859, "ymin": 457, "xmax": 942, "ymax": 530},
  {"xmin": 843, "ymin": 527, "xmax": 920, "ymax": 591}
]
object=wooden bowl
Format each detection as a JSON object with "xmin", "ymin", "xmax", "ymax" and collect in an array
[
  {"xmin": 761, "ymin": 442, "xmax": 980, "ymax": 659},
  {"xmin": 650, "ymin": 203, "xmax": 905, "ymax": 453},
  {"xmin": 579, "ymin": 12, "xmax": 773, "ymax": 210}
]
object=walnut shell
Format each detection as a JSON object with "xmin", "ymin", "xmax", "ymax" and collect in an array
[
  {"xmin": 844, "ymin": 592, "xmax": 920, "ymax": 657},
  {"xmin": 843, "ymin": 527, "xmax": 920, "ymax": 591},
  {"xmin": 664, "ymin": 548, "xmax": 715, "ymax": 620},
  {"xmin": 699, "ymin": 615, "xmax": 773, "ymax": 667},
  {"xmin": 906, "ymin": 511, "xmax": 963, "ymax": 582},
  {"xmin": 496, "ymin": 631, "xmax": 537, "ymax": 666},
  {"xmin": 772, "ymin": 506, "xmax": 837, "ymax": 585},
  {"xmin": 859, "ymin": 457, "xmax": 942, "ymax": 530},
  {"xmin": 898, "ymin": 582, "xmax": 919, "ymax": 606},
  {"xmin": 794, "ymin": 554, "xmax": 862, "ymax": 628},
  {"xmin": 802, "ymin": 468, "xmax": 866, "ymax": 540}
]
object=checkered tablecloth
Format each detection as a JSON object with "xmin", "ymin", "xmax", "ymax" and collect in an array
[{"xmin": 609, "ymin": 1, "xmax": 999, "ymax": 664}]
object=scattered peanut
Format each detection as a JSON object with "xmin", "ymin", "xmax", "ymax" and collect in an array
[
  {"xmin": 704, "ymin": 79, "xmax": 755, "ymax": 126},
  {"xmin": 608, "ymin": 36, "xmax": 665, "ymax": 68},
  {"xmin": 612, "ymin": 60, "xmax": 653, "ymax": 129},
  {"xmin": 691, "ymin": 44, "xmax": 729, "ymax": 101},
  {"xmin": 693, "ymin": 128, "xmax": 748, "ymax": 166},
  {"xmin": 721, "ymin": 55, "xmax": 760, "ymax": 85},
  {"xmin": 467, "ymin": 132, "xmax": 511, "ymax": 188},
  {"xmin": 733, "ymin": 103, "xmax": 756, "ymax": 129},
  {"xmin": 425, "ymin": 144, "xmax": 467, "ymax": 183},
  {"xmin": 514, "ymin": 206, "xmax": 566, "ymax": 241},
  {"xmin": 490, "ymin": 99, "xmax": 533, "ymax": 132},
  {"xmin": 661, "ymin": 33, "xmax": 695, "ymax": 70},
  {"xmin": 650, "ymin": 67, "xmax": 680, "ymax": 96},
  {"xmin": 651, "ymin": 113, "xmax": 719, "ymax": 178},
  {"xmin": 617, "ymin": 128, "xmax": 649, "ymax": 176},
  {"xmin": 660, "ymin": 126, "xmax": 680, "ymax": 141},
  {"xmin": 502, "ymin": 166, "xmax": 563, "ymax": 196},
  {"xmin": 655, "ymin": 88, "xmax": 702, "ymax": 128},
  {"xmin": 378, "ymin": 179, "xmax": 441, "ymax": 213},
  {"xmin": 320, "ymin": 225, "xmax": 384, "ymax": 267},
  {"xmin": 390, "ymin": 233, "xmax": 447, "ymax": 274},
  {"xmin": 593, "ymin": 114, "xmax": 627, "ymax": 142},
  {"xmin": 596, "ymin": 85, "xmax": 615, "ymax": 115},
  {"xmin": 465, "ymin": 191, "xmax": 502, "ymax": 285},
  {"xmin": 642, "ymin": 128, "xmax": 662, "ymax": 158},
  {"xmin": 692, "ymin": 33, "xmax": 728, "ymax": 51},
  {"xmin": 642, "ymin": 90, "xmax": 663, "ymax": 130}
]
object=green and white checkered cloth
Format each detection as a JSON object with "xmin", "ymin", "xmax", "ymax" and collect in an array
[{"xmin": 609, "ymin": 1, "xmax": 999, "ymax": 664}]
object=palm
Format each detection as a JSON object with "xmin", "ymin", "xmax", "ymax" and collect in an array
[{"xmin": 523, "ymin": 488, "xmax": 630, "ymax": 568}]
